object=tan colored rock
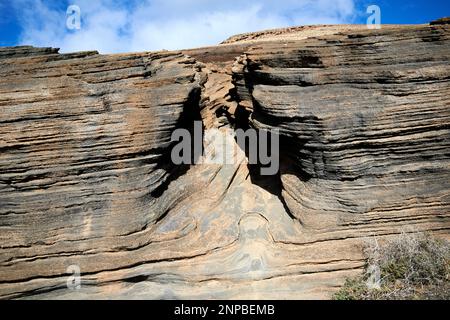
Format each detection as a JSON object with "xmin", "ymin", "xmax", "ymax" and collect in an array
[{"xmin": 0, "ymin": 23, "xmax": 449, "ymax": 299}]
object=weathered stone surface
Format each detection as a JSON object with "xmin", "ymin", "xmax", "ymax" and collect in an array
[
  {"xmin": 0, "ymin": 24, "xmax": 449, "ymax": 299},
  {"xmin": 0, "ymin": 47, "xmax": 207, "ymax": 298},
  {"xmin": 430, "ymin": 17, "xmax": 450, "ymax": 25},
  {"xmin": 237, "ymin": 25, "xmax": 450, "ymax": 232}
]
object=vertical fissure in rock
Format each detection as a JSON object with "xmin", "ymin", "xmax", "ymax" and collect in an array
[{"xmin": 150, "ymin": 85, "xmax": 203, "ymax": 200}]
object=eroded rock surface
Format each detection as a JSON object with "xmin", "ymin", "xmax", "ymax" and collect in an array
[{"xmin": 0, "ymin": 23, "xmax": 449, "ymax": 299}]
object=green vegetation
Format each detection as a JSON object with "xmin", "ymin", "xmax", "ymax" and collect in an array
[{"xmin": 333, "ymin": 232, "xmax": 450, "ymax": 300}]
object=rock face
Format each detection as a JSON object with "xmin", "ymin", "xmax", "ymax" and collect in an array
[
  {"xmin": 239, "ymin": 25, "xmax": 450, "ymax": 231},
  {"xmin": 0, "ymin": 24, "xmax": 449, "ymax": 299}
]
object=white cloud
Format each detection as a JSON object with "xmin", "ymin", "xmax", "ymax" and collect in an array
[{"xmin": 15, "ymin": 0, "xmax": 357, "ymax": 53}]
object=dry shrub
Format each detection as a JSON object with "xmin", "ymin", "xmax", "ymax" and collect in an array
[{"xmin": 333, "ymin": 232, "xmax": 450, "ymax": 300}]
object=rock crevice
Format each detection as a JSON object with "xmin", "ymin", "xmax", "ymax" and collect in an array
[{"xmin": 0, "ymin": 23, "xmax": 449, "ymax": 299}]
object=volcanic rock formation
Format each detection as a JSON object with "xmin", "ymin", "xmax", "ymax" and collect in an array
[{"xmin": 0, "ymin": 23, "xmax": 449, "ymax": 299}]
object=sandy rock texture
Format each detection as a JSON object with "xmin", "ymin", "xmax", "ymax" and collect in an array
[{"xmin": 0, "ymin": 24, "xmax": 449, "ymax": 299}]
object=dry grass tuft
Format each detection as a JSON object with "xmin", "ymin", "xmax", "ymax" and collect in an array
[{"xmin": 333, "ymin": 232, "xmax": 450, "ymax": 300}]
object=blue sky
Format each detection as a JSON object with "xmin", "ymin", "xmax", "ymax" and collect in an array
[{"xmin": 0, "ymin": 0, "xmax": 449, "ymax": 53}]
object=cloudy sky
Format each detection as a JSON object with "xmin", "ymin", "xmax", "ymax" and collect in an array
[{"xmin": 0, "ymin": 0, "xmax": 449, "ymax": 53}]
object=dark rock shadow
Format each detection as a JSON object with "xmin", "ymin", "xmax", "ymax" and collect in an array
[{"xmin": 150, "ymin": 87, "xmax": 204, "ymax": 199}]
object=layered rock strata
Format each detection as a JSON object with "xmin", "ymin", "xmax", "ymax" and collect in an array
[{"xmin": 0, "ymin": 23, "xmax": 449, "ymax": 299}]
